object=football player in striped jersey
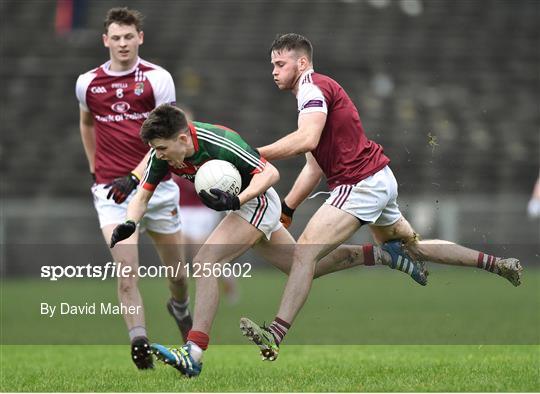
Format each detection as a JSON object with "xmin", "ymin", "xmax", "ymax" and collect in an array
[{"xmin": 110, "ymin": 104, "xmax": 428, "ymax": 376}]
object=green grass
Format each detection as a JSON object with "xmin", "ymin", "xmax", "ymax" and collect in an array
[
  {"xmin": 2, "ymin": 267, "xmax": 539, "ymax": 345},
  {"xmin": 1, "ymin": 267, "xmax": 539, "ymax": 391},
  {"xmin": 1, "ymin": 345, "xmax": 538, "ymax": 392}
]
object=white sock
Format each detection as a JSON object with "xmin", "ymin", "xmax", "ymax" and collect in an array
[{"xmin": 186, "ymin": 341, "xmax": 203, "ymax": 362}]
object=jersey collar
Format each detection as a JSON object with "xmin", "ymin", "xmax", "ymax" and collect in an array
[
  {"xmin": 189, "ymin": 122, "xmax": 199, "ymax": 152},
  {"xmin": 101, "ymin": 57, "xmax": 141, "ymax": 76},
  {"xmin": 295, "ymin": 68, "xmax": 315, "ymax": 96}
]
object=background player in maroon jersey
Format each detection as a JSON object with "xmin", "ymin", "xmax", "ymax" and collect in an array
[
  {"xmin": 240, "ymin": 33, "xmax": 523, "ymax": 361},
  {"xmin": 75, "ymin": 8, "xmax": 191, "ymax": 369}
]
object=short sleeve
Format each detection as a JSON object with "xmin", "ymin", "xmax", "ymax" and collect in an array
[
  {"xmin": 297, "ymin": 83, "xmax": 328, "ymax": 115},
  {"xmin": 75, "ymin": 72, "xmax": 96, "ymax": 112},
  {"xmin": 141, "ymin": 149, "xmax": 170, "ymax": 191},
  {"xmin": 146, "ymin": 68, "xmax": 176, "ymax": 106}
]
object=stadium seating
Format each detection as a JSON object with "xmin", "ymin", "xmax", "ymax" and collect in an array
[{"xmin": 1, "ymin": 0, "xmax": 537, "ymax": 199}]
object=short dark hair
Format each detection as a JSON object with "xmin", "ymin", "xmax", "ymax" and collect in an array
[
  {"xmin": 104, "ymin": 7, "xmax": 144, "ymax": 33},
  {"xmin": 269, "ymin": 33, "xmax": 313, "ymax": 62},
  {"xmin": 140, "ymin": 104, "xmax": 188, "ymax": 144}
]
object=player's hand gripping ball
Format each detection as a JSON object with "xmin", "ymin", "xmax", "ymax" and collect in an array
[
  {"xmin": 199, "ymin": 188, "xmax": 240, "ymax": 211},
  {"xmin": 195, "ymin": 160, "xmax": 242, "ymax": 211},
  {"xmin": 195, "ymin": 160, "xmax": 242, "ymax": 198}
]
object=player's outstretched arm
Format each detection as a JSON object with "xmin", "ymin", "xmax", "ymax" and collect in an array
[
  {"xmin": 280, "ymin": 153, "xmax": 323, "ymax": 228},
  {"xmin": 79, "ymin": 109, "xmax": 96, "ymax": 178},
  {"xmin": 110, "ymin": 187, "xmax": 154, "ymax": 247},
  {"xmin": 126, "ymin": 187, "xmax": 153, "ymax": 225},
  {"xmin": 258, "ymin": 112, "xmax": 326, "ymax": 161}
]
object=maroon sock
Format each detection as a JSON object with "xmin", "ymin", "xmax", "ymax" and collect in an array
[
  {"xmin": 187, "ymin": 330, "xmax": 209, "ymax": 350},
  {"xmin": 362, "ymin": 244, "xmax": 375, "ymax": 266},
  {"xmin": 477, "ymin": 252, "xmax": 499, "ymax": 273},
  {"xmin": 268, "ymin": 317, "xmax": 291, "ymax": 345}
]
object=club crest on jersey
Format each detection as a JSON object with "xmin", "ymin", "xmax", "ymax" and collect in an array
[
  {"xmin": 111, "ymin": 101, "xmax": 130, "ymax": 113},
  {"xmin": 134, "ymin": 82, "xmax": 144, "ymax": 96}
]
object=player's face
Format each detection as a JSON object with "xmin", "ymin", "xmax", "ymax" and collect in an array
[
  {"xmin": 103, "ymin": 23, "xmax": 143, "ymax": 68},
  {"xmin": 150, "ymin": 134, "xmax": 189, "ymax": 168},
  {"xmin": 271, "ymin": 50, "xmax": 302, "ymax": 90}
]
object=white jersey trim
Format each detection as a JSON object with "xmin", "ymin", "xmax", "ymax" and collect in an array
[
  {"xmin": 101, "ymin": 58, "xmax": 141, "ymax": 76},
  {"xmin": 75, "ymin": 57, "xmax": 176, "ymax": 112},
  {"xmin": 75, "ymin": 70, "xmax": 98, "ymax": 112},
  {"xmin": 143, "ymin": 61, "xmax": 176, "ymax": 106},
  {"xmin": 296, "ymin": 69, "xmax": 328, "ymax": 115}
]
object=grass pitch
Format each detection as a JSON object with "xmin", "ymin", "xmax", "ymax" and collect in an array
[
  {"xmin": 1, "ymin": 267, "xmax": 538, "ymax": 391},
  {"xmin": 2, "ymin": 344, "xmax": 538, "ymax": 392}
]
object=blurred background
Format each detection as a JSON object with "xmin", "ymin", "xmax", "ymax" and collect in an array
[
  {"xmin": 1, "ymin": 0, "xmax": 538, "ymax": 249},
  {"xmin": 0, "ymin": 0, "xmax": 538, "ymax": 345}
]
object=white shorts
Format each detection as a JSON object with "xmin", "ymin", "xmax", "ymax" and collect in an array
[
  {"xmin": 180, "ymin": 206, "xmax": 223, "ymax": 241},
  {"xmin": 325, "ymin": 165, "xmax": 402, "ymax": 226},
  {"xmin": 92, "ymin": 179, "xmax": 181, "ymax": 234},
  {"xmin": 234, "ymin": 187, "xmax": 282, "ymax": 240}
]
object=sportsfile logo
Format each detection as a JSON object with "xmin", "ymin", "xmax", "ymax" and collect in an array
[{"xmin": 90, "ymin": 86, "xmax": 107, "ymax": 94}]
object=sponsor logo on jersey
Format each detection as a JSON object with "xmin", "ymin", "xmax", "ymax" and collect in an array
[
  {"xmin": 134, "ymin": 82, "xmax": 145, "ymax": 96},
  {"xmin": 111, "ymin": 101, "xmax": 130, "ymax": 113},
  {"xmin": 111, "ymin": 82, "xmax": 128, "ymax": 89},
  {"xmin": 94, "ymin": 111, "xmax": 150, "ymax": 123},
  {"xmin": 90, "ymin": 86, "xmax": 107, "ymax": 94}
]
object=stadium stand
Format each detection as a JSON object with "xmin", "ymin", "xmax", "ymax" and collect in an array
[{"xmin": 0, "ymin": 0, "xmax": 538, "ymax": 250}]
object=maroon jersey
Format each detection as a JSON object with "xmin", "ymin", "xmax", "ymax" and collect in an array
[
  {"xmin": 174, "ymin": 175, "xmax": 204, "ymax": 207},
  {"xmin": 76, "ymin": 58, "xmax": 175, "ymax": 183},
  {"xmin": 296, "ymin": 70, "xmax": 390, "ymax": 190}
]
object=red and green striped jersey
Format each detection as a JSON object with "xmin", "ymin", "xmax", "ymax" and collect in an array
[{"xmin": 142, "ymin": 121, "xmax": 266, "ymax": 192}]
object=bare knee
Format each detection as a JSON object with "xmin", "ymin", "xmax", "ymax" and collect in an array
[
  {"xmin": 118, "ymin": 275, "xmax": 139, "ymax": 296},
  {"xmin": 167, "ymin": 273, "xmax": 188, "ymax": 288}
]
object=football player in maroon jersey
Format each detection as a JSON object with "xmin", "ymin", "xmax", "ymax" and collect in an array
[
  {"xmin": 240, "ymin": 33, "xmax": 522, "ymax": 361},
  {"xmin": 76, "ymin": 8, "xmax": 191, "ymax": 369}
]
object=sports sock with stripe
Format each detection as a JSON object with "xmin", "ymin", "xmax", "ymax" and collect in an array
[
  {"xmin": 268, "ymin": 317, "xmax": 291, "ymax": 345},
  {"xmin": 170, "ymin": 297, "xmax": 190, "ymax": 319},
  {"xmin": 477, "ymin": 252, "xmax": 500, "ymax": 274}
]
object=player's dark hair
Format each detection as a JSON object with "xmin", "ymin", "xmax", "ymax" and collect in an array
[
  {"xmin": 104, "ymin": 7, "xmax": 144, "ymax": 33},
  {"xmin": 140, "ymin": 104, "xmax": 188, "ymax": 143},
  {"xmin": 270, "ymin": 33, "xmax": 313, "ymax": 62}
]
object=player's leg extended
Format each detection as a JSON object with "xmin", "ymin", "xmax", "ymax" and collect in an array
[
  {"xmin": 101, "ymin": 224, "xmax": 152, "ymax": 369},
  {"xmin": 102, "ymin": 224, "xmax": 145, "ymax": 333},
  {"xmin": 277, "ymin": 204, "xmax": 360, "ymax": 323},
  {"xmin": 152, "ymin": 212, "xmax": 264, "ymax": 376},
  {"xmin": 192, "ymin": 213, "xmax": 263, "ymax": 334},
  {"xmin": 241, "ymin": 204, "xmax": 361, "ymax": 360},
  {"xmin": 251, "ymin": 226, "xmax": 295, "ymax": 274},
  {"xmin": 253, "ymin": 226, "xmax": 378, "ymax": 278},
  {"xmin": 148, "ymin": 230, "xmax": 188, "ymax": 302},
  {"xmin": 370, "ymin": 217, "xmax": 522, "ymax": 286},
  {"xmin": 147, "ymin": 229, "xmax": 192, "ymax": 342}
]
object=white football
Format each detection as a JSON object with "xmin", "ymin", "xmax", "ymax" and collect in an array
[{"xmin": 195, "ymin": 159, "xmax": 242, "ymax": 197}]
